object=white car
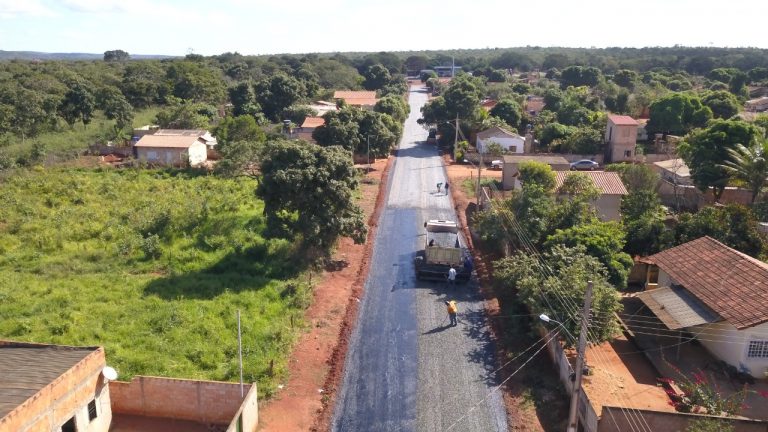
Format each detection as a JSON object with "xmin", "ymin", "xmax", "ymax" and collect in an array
[{"xmin": 490, "ymin": 160, "xmax": 503, "ymax": 170}]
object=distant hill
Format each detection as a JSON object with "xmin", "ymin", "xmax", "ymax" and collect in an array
[{"xmin": 0, "ymin": 50, "xmax": 177, "ymax": 61}]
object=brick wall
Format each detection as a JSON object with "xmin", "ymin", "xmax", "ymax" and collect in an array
[
  {"xmin": 0, "ymin": 346, "xmax": 110, "ymax": 432},
  {"xmin": 110, "ymin": 376, "xmax": 257, "ymax": 429},
  {"xmin": 599, "ymin": 407, "xmax": 768, "ymax": 432}
]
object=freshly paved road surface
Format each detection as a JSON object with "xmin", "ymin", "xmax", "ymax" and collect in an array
[{"xmin": 332, "ymin": 86, "xmax": 508, "ymax": 431}]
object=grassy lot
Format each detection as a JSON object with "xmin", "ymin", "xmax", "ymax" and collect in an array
[
  {"xmin": 0, "ymin": 107, "xmax": 161, "ymax": 159},
  {"xmin": 0, "ymin": 167, "xmax": 309, "ymax": 396}
]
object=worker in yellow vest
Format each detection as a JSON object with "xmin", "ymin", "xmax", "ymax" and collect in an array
[{"xmin": 445, "ymin": 300, "xmax": 458, "ymax": 326}]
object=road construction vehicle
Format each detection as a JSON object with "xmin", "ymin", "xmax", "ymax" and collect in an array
[{"xmin": 414, "ymin": 220, "xmax": 472, "ymax": 282}]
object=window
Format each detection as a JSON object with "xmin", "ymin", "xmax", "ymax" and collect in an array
[
  {"xmin": 61, "ymin": 417, "xmax": 76, "ymax": 432},
  {"xmin": 509, "ymin": 146, "xmax": 517, "ymax": 153},
  {"xmin": 624, "ymin": 150, "xmax": 632, "ymax": 157},
  {"xmin": 747, "ymin": 340, "xmax": 768, "ymax": 358},
  {"xmin": 88, "ymin": 399, "xmax": 98, "ymax": 421}
]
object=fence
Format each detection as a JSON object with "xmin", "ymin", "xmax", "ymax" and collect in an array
[
  {"xmin": 599, "ymin": 407, "xmax": 768, "ymax": 432},
  {"xmin": 541, "ymin": 327, "xmax": 600, "ymax": 432},
  {"xmin": 110, "ymin": 376, "xmax": 258, "ymax": 431}
]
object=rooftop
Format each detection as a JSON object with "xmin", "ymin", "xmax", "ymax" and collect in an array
[
  {"xmin": 646, "ymin": 236, "xmax": 768, "ymax": 329},
  {"xmin": 0, "ymin": 341, "xmax": 99, "ymax": 418},
  {"xmin": 300, "ymin": 116, "xmax": 325, "ymax": 128},
  {"xmin": 653, "ymin": 158, "xmax": 690, "ymax": 177},
  {"xmin": 134, "ymin": 135, "xmax": 205, "ymax": 149},
  {"xmin": 502, "ymin": 154, "xmax": 569, "ymax": 165},
  {"xmin": 554, "ymin": 171, "xmax": 628, "ymax": 195},
  {"xmin": 477, "ymin": 126, "xmax": 521, "ymax": 139},
  {"xmin": 607, "ymin": 114, "xmax": 639, "ymax": 126},
  {"xmin": 153, "ymin": 129, "xmax": 207, "ymax": 137},
  {"xmin": 333, "ymin": 90, "xmax": 377, "ymax": 106}
]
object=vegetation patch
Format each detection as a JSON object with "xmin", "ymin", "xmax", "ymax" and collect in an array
[{"xmin": 0, "ymin": 167, "xmax": 310, "ymax": 397}]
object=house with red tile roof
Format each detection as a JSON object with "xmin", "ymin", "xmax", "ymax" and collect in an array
[
  {"xmin": 641, "ymin": 236, "xmax": 768, "ymax": 378},
  {"xmin": 554, "ymin": 171, "xmax": 628, "ymax": 221},
  {"xmin": 333, "ymin": 91, "xmax": 377, "ymax": 109},
  {"xmin": 605, "ymin": 114, "xmax": 639, "ymax": 162},
  {"xmin": 297, "ymin": 116, "xmax": 325, "ymax": 142}
]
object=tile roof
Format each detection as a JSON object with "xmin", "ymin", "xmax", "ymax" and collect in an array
[
  {"xmin": 134, "ymin": 135, "xmax": 205, "ymax": 149},
  {"xmin": 481, "ymin": 99, "xmax": 498, "ymax": 111},
  {"xmin": 554, "ymin": 171, "xmax": 628, "ymax": 195},
  {"xmin": 525, "ymin": 96, "xmax": 545, "ymax": 113},
  {"xmin": 477, "ymin": 126, "xmax": 520, "ymax": 140},
  {"xmin": 646, "ymin": 236, "xmax": 768, "ymax": 329},
  {"xmin": 0, "ymin": 341, "xmax": 99, "ymax": 418},
  {"xmin": 607, "ymin": 114, "xmax": 639, "ymax": 126},
  {"xmin": 333, "ymin": 91, "xmax": 377, "ymax": 106},
  {"xmin": 300, "ymin": 116, "xmax": 325, "ymax": 128}
]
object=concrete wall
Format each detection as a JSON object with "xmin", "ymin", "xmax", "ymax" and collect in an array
[
  {"xmin": 477, "ymin": 136, "xmax": 525, "ymax": 154},
  {"xmin": 657, "ymin": 181, "xmax": 753, "ymax": 211},
  {"xmin": 136, "ymin": 141, "xmax": 207, "ymax": 167},
  {"xmin": 605, "ymin": 123, "xmax": 637, "ymax": 147},
  {"xmin": 690, "ymin": 321, "xmax": 768, "ymax": 378},
  {"xmin": 110, "ymin": 376, "xmax": 257, "ymax": 429},
  {"xmin": 599, "ymin": 406, "xmax": 768, "ymax": 432},
  {"xmin": 0, "ymin": 347, "xmax": 112, "ymax": 432},
  {"xmin": 594, "ymin": 195, "xmax": 622, "ymax": 222}
]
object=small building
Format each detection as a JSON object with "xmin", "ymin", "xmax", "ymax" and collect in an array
[
  {"xmin": 554, "ymin": 171, "xmax": 628, "ymax": 221},
  {"xmin": 605, "ymin": 114, "xmax": 639, "ymax": 162},
  {"xmin": 333, "ymin": 91, "xmax": 378, "ymax": 110},
  {"xmin": 476, "ymin": 126, "xmax": 525, "ymax": 154},
  {"xmin": 308, "ymin": 101, "xmax": 338, "ymax": 117},
  {"xmin": 653, "ymin": 158, "xmax": 691, "ymax": 186},
  {"xmin": 153, "ymin": 129, "xmax": 218, "ymax": 150},
  {"xmin": 134, "ymin": 135, "xmax": 208, "ymax": 167},
  {"xmin": 0, "ymin": 341, "xmax": 112, "ymax": 432},
  {"xmin": 746, "ymin": 96, "xmax": 768, "ymax": 112},
  {"xmin": 641, "ymin": 237, "xmax": 768, "ymax": 378},
  {"xmin": 297, "ymin": 116, "xmax": 325, "ymax": 142},
  {"xmin": 524, "ymin": 95, "xmax": 545, "ymax": 117},
  {"xmin": 501, "ymin": 154, "xmax": 570, "ymax": 190},
  {"xmin": 480, "ymin": 99, "xmax": 498, "ymax": 111}
]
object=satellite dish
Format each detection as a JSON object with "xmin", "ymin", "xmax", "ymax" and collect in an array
[{"xmin": 102, "ymin": 366, "xmax": 118, "ymax": 381}]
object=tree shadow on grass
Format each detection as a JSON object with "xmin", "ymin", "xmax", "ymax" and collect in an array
[{"xmin": 143, "ymin": 243, "xmax": 310, "ymax": 300}]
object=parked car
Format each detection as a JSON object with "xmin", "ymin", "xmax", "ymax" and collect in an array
[
  {"xmin": 570, "ymin": 159, "xmax": 599, "ymax": 171},
  {"xmin": 490, "ymin": 160, "xmax": 503, "ymax": 170}
]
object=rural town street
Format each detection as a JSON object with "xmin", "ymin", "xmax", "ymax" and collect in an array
[{"xmin": 331, "ymin": 85, "xmax": 508, "ymax": 431}]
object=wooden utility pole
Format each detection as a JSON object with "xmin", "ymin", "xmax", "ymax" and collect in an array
[
  {"xmin": 453, "ymin": 116, "xmax": 459, "ymax": 161},
  {"xmin": 566, "ymin": 280, "xmax": 593, "ymax": 432}
]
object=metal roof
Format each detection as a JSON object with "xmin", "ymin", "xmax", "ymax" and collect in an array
[
  {"xmin": 134, "ymin": 135, "xmax": 204, "ymax": 149},
  {"xmin": 636, "ymin": 286, "xmax": 721, "ymax": 330},
  {"xmin": 0, "ymin": 342, "xmax": 99, "ymax": 419}
]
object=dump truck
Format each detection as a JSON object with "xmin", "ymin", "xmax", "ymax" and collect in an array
[{"xmin": 414, "ymin": 220, "xmax": 472, "ymax": 282}]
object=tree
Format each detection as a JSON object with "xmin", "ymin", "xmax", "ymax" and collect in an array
[
  {"xmin": 59, "ymin": 82, "xmax": 95, "ymax": 128},
  {"xmin": 228, "ymin": 82, "xmax": 261, "ymax": 117},
  {"xmin": 103, "ymin": 50, "xmax": 129, "ymax": 62},
  {"xmin": 720, "ymin": 140, "xmax": 768, "ymax": 203},
  {"xmin": 374, "ymin": 95, "xmax": 408, "ymax": 123},
  {"xmin": 701, "ymin": 90, "xmax": 740, "ymax": 119},
  {"xmin": 612, "ymin": 69, "xmax": 638, "ymax": 89},
  {"xmin": 560, "ymin": 66, "xmax": 602, "ymax": 88},
  {"xmin": 281, "ymin": 105, "xmax": 318, "ymax": 126},
  {"xmin": 494, "ymin": 245, "xmax": 621, "ymax": 342},
  {"xmin": 215, "ymin": 140, "xmax": 263, "ymax": 178},
  {"xmin": 562, "ymin": 127, "xmax": 602, "ymax": 154},
  {"xmin": 254, "ymin": 73, "xmax": 306, "ymax": 121},
  {"xmin": 748, "ymin": 67, "xmax": 768, "ymax": 83},
  {"xmin": 256, "ymin": 140, "xmax": 367, "ymax": 255},
  {"xmin": 671, "ymin": 205, "xmax": 767, "ymax": 258},
  {"xmin": 646, "ymin": 93, "xmax": 712, "ymax": 136},
  {"xmin": 213, "ymin": 115, "xmax": 265, "ymax": 147},
  {"xmin": 518, "ymin": 161, "xmax": 556, "ymax": 192},
  {"xmin": 313, "ymin": 108, "xmax": 398, "ymax": 158},
  {"xmin": 166, "ymin": 61, "xmax": 226, "ymax": 104},
  {"xmin": 544, "ymin": 221, "xmax": 633, "ymax": 288},
  {"xmin": 97, "ymin": 86, "xmax": 134, "ymax": 131},
  {"xmin": 405, "ymin": 55, "xmax": 428, "ymax": 73},
  {"xmin": 155, "ymin": 98, "xmax": 216, "ymax": 129},
  {"xmin": 708, "ymin": 68, "xmax": 739, "ymax": 84},
  {"xmin": 120, "ymin": 61, "xmax": 167, "ymax": 108},
  {"xmin": 679, "ymin": 119, "xmax": 762, "ymax": 200},
  {"xmin": 489, "ymin": 99, "xmax": 522, "ymax": 130},
  {"xmin": 362, "ymin": 64, "xmax": 391, "ymax": 91},
  {"xmin": 729, "ymin": 71, "xmax": 749, "ymax": 98}
]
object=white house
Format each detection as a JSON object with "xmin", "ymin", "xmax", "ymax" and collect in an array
[
  {"xmin": 641, "ymin": 236, "xmax": 768, "ymax": 378},
  {"xmin": 476, "ymin": 126, "xmax": 525, "ymax": 154},
  {"xmin": 134, "ymin": 135, "xmax": 208, "ymax": 166}
]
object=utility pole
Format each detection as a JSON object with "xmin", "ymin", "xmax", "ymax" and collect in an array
[
  {"xmin": 453, "ymin": 116, "xmax": 459, "ymax": 161},
  {"xmin": 237, "ymin": 310, "xmax": 244, "ymax": 398},
  {"xmin": 566, "ymin": 280, "xmax": 593, "ymax": 432},
  {"xmin": 367, "ymin": 134, "xmax": 370, "ymax": 172},
  {"xmin": 476, "ymin": 144, "xmax": 482, "ymax": 205}
]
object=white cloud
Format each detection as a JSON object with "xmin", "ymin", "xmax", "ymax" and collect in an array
[
  {"xmin": 0, "ymin": 0, "xmax": 54, "ymax": 18},
  {"xmin": 58, "ymin": 0, "xmax": 131, "ymax": 13}
]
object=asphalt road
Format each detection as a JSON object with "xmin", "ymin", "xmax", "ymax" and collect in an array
[{"xmin": 331, "ymin": 87, "xmax": 508, "ymax": 432}]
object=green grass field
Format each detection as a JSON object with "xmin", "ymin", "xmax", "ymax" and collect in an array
[
  {"xmin": 1, "ymin": 107, "xmax": 161, "ymax": 159},
  {"xmin": 0, "ymin": 167, "xmax": 309, "ymax": 396}
]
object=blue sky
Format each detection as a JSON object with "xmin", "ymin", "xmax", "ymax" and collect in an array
[{"xmin": 1, "ymin": 0, "xmax": 767, "ymax": 56}]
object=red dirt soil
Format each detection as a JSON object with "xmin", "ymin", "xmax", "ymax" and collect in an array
[{"xmin": 256, "ymin": 156, "xmax": 392, "ymax": 432}]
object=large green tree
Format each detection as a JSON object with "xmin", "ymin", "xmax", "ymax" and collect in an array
[
  {"xmin": 256, "ymin": 140, "xmax": 367, "ymax": 254},
  {"xmin": 701, "ymin": 90, "xmax": 740, "ymax": 119},
  {"xmin": 312, "ymin": 108, "xmax": 399, "ymax": 158},
  {"xmin": 720, "ymin": 139, "xmax": 768, "ymax": 203},
  {"xmin": 646, "ymin": 93, "xmax": 712, "ymax": 135},
  {"xmin": 166, "ymin": 61, "xmax": 226, "ymax": 104},
  {"xmin": 97, "ymin": 86, "xmax": 134, "ymax": 131},
  {"xmin": 489, "ymin": 99, "xmax": 522, "ymax": 130},
  {"xmin": 671, "ymin": 205, "xmax": 767, "ymax": 258},
  {"xmin": 59, "ymin": 82, "xmax": 95, "ymax": 128},
  {"xmin": 679, "ymin": 119, "xmax": 763, "ymax": 200},
  {"xmin": 213, "ymin": 115, "xmax": 265, "ymax": 148},
  {"xmin": 362, "ymin": 64, "xmax": 391, "ymax": 91},
  {"xmin": 254, "ymin": 74, "xmax": 306, "ymax": 121}
]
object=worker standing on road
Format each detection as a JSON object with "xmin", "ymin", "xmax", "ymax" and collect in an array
[
  {"xmin": 447, "ymin": 266, "xmax": 457, "ymax": 287},
  {"xmin": 444, "ymin": 181, "xmax": 450, "ymax": 196},
  {"xmin": 445, "ymin": 300, "xmax": 458, "ymax": 326},
  {"xmin": 436, "ymin": 182, "xmax": 443, "ymax": 193}
]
